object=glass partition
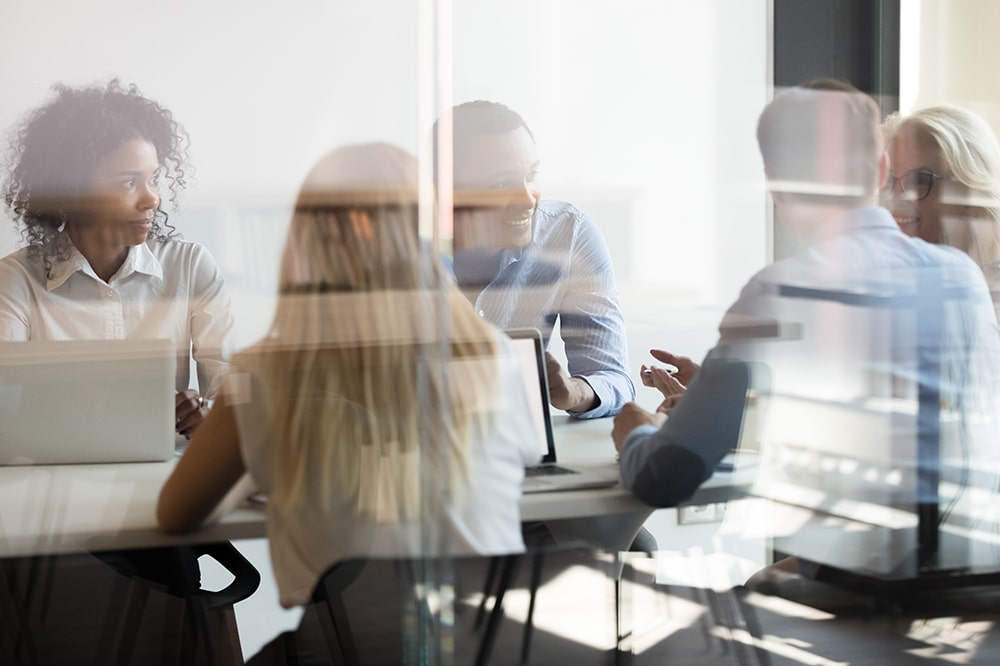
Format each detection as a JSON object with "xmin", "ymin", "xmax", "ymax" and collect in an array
[{"xmin": 3, "ymin": 1, "xmax": 1000, "ymax": 663}]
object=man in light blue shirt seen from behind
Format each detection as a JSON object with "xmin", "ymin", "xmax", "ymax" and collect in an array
[{"xmin": 613, "ymin": 80, "xmax": 1000, "ymax": 530}]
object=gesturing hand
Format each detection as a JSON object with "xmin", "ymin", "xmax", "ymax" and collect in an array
[
  {"xmin": 649, "ymin": 349, "xmax": 700, "ymax": 386},
  {"xmin": 640, "ymin": 364, "xmax": 687, "ymax": 401}
]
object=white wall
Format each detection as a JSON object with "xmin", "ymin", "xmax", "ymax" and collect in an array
[
  {"xmin": 903, "ymin": 0, "xmax": 1000, "ymax": 133},
  {"xmin": 452, "ymin": 1, "xmax": 769, "ymax": 307},
  {"xmin": 0, "ymin": 0, "xmax": 769, "ymax": 357}
]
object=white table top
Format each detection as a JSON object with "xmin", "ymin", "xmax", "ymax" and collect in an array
[{"xmin": 0, "ymin": 415, "xmax": 745, "ymax": 558}]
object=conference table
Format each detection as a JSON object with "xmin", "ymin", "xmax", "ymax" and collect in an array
[
  {"xmin": 0, "ymin": 414, "xmax": 758, "ymax": 665},
  {"xmin": 0, "ymin": 415, "xmax": 750, "ymax": 559}
]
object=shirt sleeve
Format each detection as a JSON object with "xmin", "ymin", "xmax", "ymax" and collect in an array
[
  {"xmin": 558, "ymin": 213, "xmax": 635, "ymax": 419},
  {"xmin": 618, "ymin": 355, "xmax": 754, "ymax": 507},
  {"xmin": 188, "ymin": 245, "xmax": 236, "ymax": 398},
  {"xmin": 0, "ymin": 257, "xmax": 33, "ymax": 341}
]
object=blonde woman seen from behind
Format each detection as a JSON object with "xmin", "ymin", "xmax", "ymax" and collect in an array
[
  {"xmin": 157, "ymin": 144, "xmax": 540, "ymax": 624},
  {"xmin": 883, "ymin": 105, "xmax": 1000, "ymax": 317}
]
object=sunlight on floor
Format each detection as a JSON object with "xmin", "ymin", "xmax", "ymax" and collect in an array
[
  {"xmin": 495, "ymin": 564, "xmax": 617, "ymax": 651},
  {"xmin": 905, "ymin": 617, "xmax": 993, "ymax": 664},
  {"xmin": 708, "ymin": 626, "xmax": 846, "ymax": 666},
  {"xmin": 231, "ymin": 539, "xmax": 1000, "ymax": 665},
  {"xmin": 743, "ymin": 590, "xmax": 836, "ymax": 621},
  {"xmin": 627, "ymin": 584, "xmax": 709, "ymax": 654}
]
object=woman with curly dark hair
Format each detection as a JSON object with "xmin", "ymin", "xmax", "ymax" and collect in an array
[{"xmin": 0, "ymin": 79, "xmax": 234, "ymax": 436}]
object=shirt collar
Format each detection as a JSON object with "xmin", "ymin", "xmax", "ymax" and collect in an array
[
  {"xmin": 121, "ymin": 241, "xmax": 164, "ymax": 282},
  {"xmin": 804, "ymin": 206, "xmax": 898, "ymax": 245},
  {"xmin": 842, "ymin": 206, "xmax": 899, "ymax": 232},
  {"xmin": 46, "ymin": 242, "xmax": 164, "ymax": 291}
]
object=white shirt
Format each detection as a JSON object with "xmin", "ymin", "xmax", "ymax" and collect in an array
[
  {"xmin": 228, "ymin": 335, "xmax": 540, "ymax": 607},
  {"xmin": 0, "ymin": 239, "xmax": 235, "ymax": 396}
]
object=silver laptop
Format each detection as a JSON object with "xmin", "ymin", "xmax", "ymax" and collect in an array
[
  {"xmin": 506, "ymin": 329, "xmax": 618, "ymax": 493},
  {"xmin": 0, "ymin": 339, "xmax": 176, "ymax": 465}
]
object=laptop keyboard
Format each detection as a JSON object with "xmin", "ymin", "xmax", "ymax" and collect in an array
[{"xmin": 525, "ymin": 465, "xmax": 579, "ymax": 477}]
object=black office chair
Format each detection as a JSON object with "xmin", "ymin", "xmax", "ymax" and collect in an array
[
  {"xmin": 98, "ymin": 542, "xmax": 261, "ymax": 665},
  {"xmin": 0, "ymin": 542, "xmax": 260, "ymax": 666}
]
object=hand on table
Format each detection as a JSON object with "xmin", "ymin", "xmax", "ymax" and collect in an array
[
  {"xmin": 175, "ymin": 390, "xmax": 210, "ymax": 438},
  {"xmin": 545, "ymin": 352, "xmax": 598, "ymax": 414},
  {"xmin": 612, "ymin": 402, "xmax": 665, "ymax": 453}
]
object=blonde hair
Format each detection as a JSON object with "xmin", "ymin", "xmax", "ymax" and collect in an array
[
  {"xmin": 884, "ymin": 105, "xmax": 1000, "ymax": 266},
  {"xmin": 240, "ymin": 143, "xmax": 499, "ymax": 522}
]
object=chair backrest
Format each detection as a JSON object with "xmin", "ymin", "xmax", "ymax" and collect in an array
[{"xmin": 3, "ymin": 544, "xmax": 261, "ymax": 666}]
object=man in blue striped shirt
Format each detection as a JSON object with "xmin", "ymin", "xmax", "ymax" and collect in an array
[{"xmin": 446, "ymin": 101, "xmax": 635, "ymax": 418}]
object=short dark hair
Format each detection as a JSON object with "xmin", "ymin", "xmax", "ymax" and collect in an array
[
  {"xmin": 756, "ymin": 80, "xmax": 881, "ymax": 200},
  {"xmin": 449, "ymin": 100, "xmax": 534, "ymax": 144},
  {"xmin": 3, "ymin": 79, "xmax": 190, "ymax": 272},
  {"xmin": 432, "ymin": 100, "xmax": 534, "ymax": 175},
  {"xmin": 798, "ymin": 77, "xmax": 866, "ymax": 94}
]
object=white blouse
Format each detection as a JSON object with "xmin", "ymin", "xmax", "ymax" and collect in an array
[
  {"xmin": 228, "ymin": 335, "xmax": 540, "ymax": 607},
  {"xmin": 0, "ymin": 239, "xmax": 235, "ymax": 396}
]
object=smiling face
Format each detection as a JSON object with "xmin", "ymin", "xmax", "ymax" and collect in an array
[
  {"xmin": 69, "ymin": 138, "xmax": 161, "ymax": 272},
  {"xmin": 452, "ymin": 127, "xmax": 540, "ymax": 251},
  {"xmin": 884, "ymin": 126, "xmax": 950, "ymax": 243}
]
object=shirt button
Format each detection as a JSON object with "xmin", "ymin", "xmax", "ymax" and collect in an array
[
  {"xmin": 106, "ymin": 290, "xmax": 115, "ymax": 298},
  {"xmin": 478, "ymin": 310, "xmax": 485, "ymax": 317}
]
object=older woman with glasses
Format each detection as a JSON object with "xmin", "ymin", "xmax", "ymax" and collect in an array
[{"xmin": 882, "ymin": 105, "xmax": 1000, "ymax": 318}]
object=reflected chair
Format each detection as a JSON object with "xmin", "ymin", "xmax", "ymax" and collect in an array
[{"xmin": 756, "ymin": 279, "xmax": 1000, "ymax": 597}]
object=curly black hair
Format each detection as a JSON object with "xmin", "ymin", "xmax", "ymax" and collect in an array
[{"xmin": 2, "ymin": 79, "xmax": 192, "ymax": 276}]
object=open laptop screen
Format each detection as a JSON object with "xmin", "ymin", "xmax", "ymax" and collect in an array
[
  {"xmin": 505, "ymin": 329, "xmax": 556, "ymax": 464},
  {"xmin": 0, "ymin": 339, "xmax": 176, "ymax": 465}
]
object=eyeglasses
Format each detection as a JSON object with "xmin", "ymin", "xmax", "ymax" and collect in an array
[{"xmin": 882, "ymin": 169, "xmax": 946, "ymax": 201}]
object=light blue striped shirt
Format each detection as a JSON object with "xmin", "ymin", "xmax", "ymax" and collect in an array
[{"xmin": 455, "ymin": 200, "xmax": 634, "ymax": 418}]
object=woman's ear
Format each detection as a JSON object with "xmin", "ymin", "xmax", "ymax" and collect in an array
[{"xmin": 877, "ymin": 149, "xmax": 890, "ymax": 192}]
